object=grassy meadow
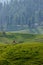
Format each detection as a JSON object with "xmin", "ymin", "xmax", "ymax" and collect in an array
[{"xmin": 0, "ymin": 32, "xmax": 43, "ymax": 65}]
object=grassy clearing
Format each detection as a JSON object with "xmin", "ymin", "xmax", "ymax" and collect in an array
[
  {"xmin": 0, "ymin": 32, "xmax": 43, "ymax": 65},
  {"xmin": 0, "ymin": 32, "xmax": 43, "ymax": 44}
]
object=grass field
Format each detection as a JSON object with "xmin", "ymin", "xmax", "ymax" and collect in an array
[{"xmin": 0, "ymin": 32, "xmax": 43, "ymax": 65}]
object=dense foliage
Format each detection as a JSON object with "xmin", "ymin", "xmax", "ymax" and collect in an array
[{"xmin": 0, "ymin": 0, "xmax": 43, "ymax": 32}]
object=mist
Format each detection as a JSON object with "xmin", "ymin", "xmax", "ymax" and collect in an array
[{"xmin": 0, "ymin": 0, "xmax": 10, "ymax": 3}]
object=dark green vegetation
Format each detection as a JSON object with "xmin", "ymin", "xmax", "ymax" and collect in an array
[
  {"xmin": 0, "ymin": 32, "xmax": 43, "ymax": 44},
  {"xmin": 0, "ymin": 0, "xmax": 43, "ymax": 32},
  {"xmin": 0, "ymin": 32, "xmax": 43, "ymax": 65}
]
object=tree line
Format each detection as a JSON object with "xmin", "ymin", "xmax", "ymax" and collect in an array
[{"xmin": 0, "ymin": 0, "xmax": 43, "ymax": 31}]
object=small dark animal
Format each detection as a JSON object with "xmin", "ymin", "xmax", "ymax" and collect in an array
[{"xmin": 13, "ymin": 40, "xmax": 16, "ymax": 44}]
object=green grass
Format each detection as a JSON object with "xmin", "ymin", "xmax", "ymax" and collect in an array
[
  {"xmin": 0, "ymin": 43, "xmax": 43, "ymax": 65},
  {"xmin": 0, "ymin": 32, "xmax": 43, "ymax": 44},
  {"xmin": 0, "ymin": 32, "xmax": 43, "ymax": 65}
]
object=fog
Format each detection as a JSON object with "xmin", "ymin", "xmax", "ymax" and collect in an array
[{"xmin": 0, "ymin": 0, "xmax": 10, "ymax": 3}]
